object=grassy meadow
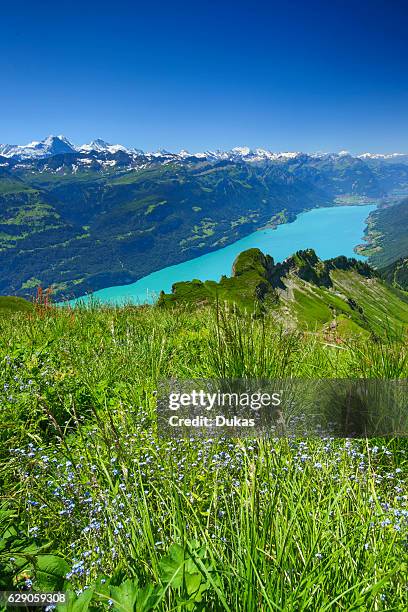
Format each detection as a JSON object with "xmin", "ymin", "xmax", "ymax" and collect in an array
[{"xmin": 0, "ymin": 301, "xmax": 407, "ymax": 610}]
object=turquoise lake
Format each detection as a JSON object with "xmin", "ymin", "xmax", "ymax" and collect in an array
[{"xmin": 69, "ymin": 204, "xmax": 376, "ymax": 305}]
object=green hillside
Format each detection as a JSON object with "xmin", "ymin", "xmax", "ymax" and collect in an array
[
  {"xmin": 355, "ymin": 196, "xmax": 408, "ymax": 289},
  {"xmin": 381, "ymin": 256, "xmax": 408, "ymax": 290},
  {"xmin": 158, "ymin": 247, "xmax": 408, "ymax": 336},
  {"xmin": 0, "ymin": 295, "xmax": 33, "ymax": 313},
  {"xmin": 361, "ymin": 197, "xmax": 408, "ymax": 267}
]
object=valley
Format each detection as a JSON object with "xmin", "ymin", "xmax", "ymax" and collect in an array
[
  {"xmin": 68, "ymin": 204, "xmax": 375, "ymax": 305},
  {"xmin": 1, "ymin": 136, "xmax": 408, "ymax": 301}
]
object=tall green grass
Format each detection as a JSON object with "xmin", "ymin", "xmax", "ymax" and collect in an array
[{"xmin": 0, "ymin": 303, "xmax": 407, "ymax": 610}]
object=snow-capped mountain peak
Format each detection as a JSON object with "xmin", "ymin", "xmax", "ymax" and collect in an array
[
  {"xmin": 79, "ymin": 138, "xmax": 111, "ymax": 152},
  {"xmin": 79, "ymin": 139, "xmax": 141, "ymax": 155},
  {"xmin": 0, "ymin": 135, "xmax": 75, "ymax": 159},
  {"xmin": 216, "ymin": 147, "xmax": 304, "ymax": 162},
  {"xmin": 0, "ymin": 135, "xmax": 146, "ymax": 159},
  {"xmin": 231, "ymin": 146, "xmax": 251, "ymax": 156},
  {"xmin": 177, "ymin": 149, "xmax": 192, "ymax": 158}
]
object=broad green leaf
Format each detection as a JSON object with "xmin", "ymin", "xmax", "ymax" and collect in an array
[
  {"xmin": 34, "ymin": 554, "xmax": 70, "ymax": 591},
  {"xmin": 135, "ymin": 584, "xmax": 161, "ymax": 611},
  {"xmin": 110, "ymin": 578, "xmax": 140, "ymax": 612},
  {"xmin": 159, "ymin": 543, "xmax": 186, "ymax": 587},
  {"xmin": 184, "ymin": 571, "xmax": 202, "ymax": 596},
  {"xmin": 93, "ymin": 574, "xmax": 111, "ymax": 601},
  {"xmin": 57, "ymin": 588, "xmax": 94, "ymax": 612}
]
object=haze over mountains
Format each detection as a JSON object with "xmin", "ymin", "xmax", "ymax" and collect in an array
[{"xmin": 0, "ymin": 135, "xmax": 408, "ymax": 300}]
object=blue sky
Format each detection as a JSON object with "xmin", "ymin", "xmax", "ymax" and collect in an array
[{"xmin": 1, "ymin": 0, "xmax": 407, "ymax": 153}]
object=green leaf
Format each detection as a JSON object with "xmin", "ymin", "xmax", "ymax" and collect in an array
[
  {"xmin": 109, "ymin": 564, "xmax": 128, "ymax": 586},
  {"xmin": 34, "ymin": 554, "xmax": 70, "ymax": 591},
  {"xmin": 57, "ymin": 588, "xmax": 94, "ymax": 612},
  {"xmin": 93, "ymin": 575, "xmax": 111, "ymax": 601},
  {"xmin": 135, "ymin": 584, "xmax": 161, "ymax": 611},
  {"xmin": 184, "ymin": 571, "xmax": 202, "ymax": 596},
  {"xmin": 110, "ymin": 578, "xmax": 140, "ymax": 612},
  {"xmin": 158, "ymin": 543, "xmax": 185, "ymax": 588}
]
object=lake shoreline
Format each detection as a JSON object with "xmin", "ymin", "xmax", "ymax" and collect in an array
[{"xmin": 64, "ymin": 203, "xmax": 377, "ymax": 307}]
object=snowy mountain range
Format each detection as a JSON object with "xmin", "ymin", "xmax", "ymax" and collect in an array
[
  {"xmin": 1, "ymin": 134, "xmax": 407, "ymax": 164},
  {"xmin": 0, "ymin": 135, "xmax": 142, "ymax": 159}
]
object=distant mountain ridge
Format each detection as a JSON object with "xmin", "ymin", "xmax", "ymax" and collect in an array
[{"xmin": 1, "ymin": 134, "xmax": 408, "ymax": 164}]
